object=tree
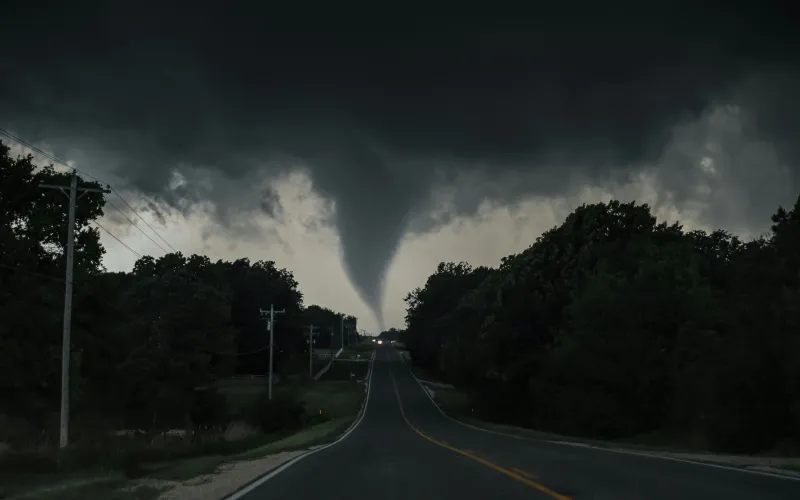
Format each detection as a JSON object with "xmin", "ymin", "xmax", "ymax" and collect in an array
[
  {"xmin": 402, "ymin": 197, "xmax": 800, "ymax": 453},
  {"xmin": 0, "ymin": 139, "xmax": 358, "ymax": 442},
  {"xmin": 0, "ymin": 142, "xmax": 106, "ymax": 430}
]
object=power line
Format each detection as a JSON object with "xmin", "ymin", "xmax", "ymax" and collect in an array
[
  {"xmin": 0, "ymin": 128, "xmax": 104, "ymax": 184},
  {"xmin": 1, "ymin": 130, "xmax": 283, "ymax": 359},
  {"xmin": 109, "ymin": 188, "xmax": 177, "ymax": 252},
  {"xmin": 105, "ymin": 198, "xmax": 168, "ymax": 254},
  {"xmin": 0, "ymin": 128, "xmax": 178, "ymax": 253},
  {"xmin": 93, "ymin": 221, "xmax": 142, "ymax": 258}
]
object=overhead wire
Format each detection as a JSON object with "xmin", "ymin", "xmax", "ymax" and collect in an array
[
  {"xmin": 0, "ymin": 127, "xmax": 177, "ymax": 254},
  {"xmin": 108, "ymin": 187, "xmax": 177, "ymax": 252},
  {"xmin": 105, "ymin": 198, "xmax": 168, "ymax": 254},
  {"xmin": 0, "ymin": 130, "xmax": 284, "ymax": 358},
  {"xmin": 92, "ymin": 221, "xmax": 143, "ymax": 258},
  {"xmin": 0, "ymin": 127, "xmax": 106, "ymax": 185}
]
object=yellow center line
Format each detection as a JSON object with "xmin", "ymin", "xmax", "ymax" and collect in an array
[
  {"xmin": 389, "ymin": 369, "xmax": 571, "ymax": 500},
  {"xmin": 512, "ymin": 467, "xmax": 537, "ymax": 479}
]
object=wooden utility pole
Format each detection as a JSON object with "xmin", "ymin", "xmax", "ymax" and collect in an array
[
  {"xmin": 259, "ymin": 305, "xmax": 284, "ymax": 400},
  {"xmin": 40, "ymin": 171, "xmax": 109, "ymax": 449},
  {"xmin": 307, "ymin": 324, "xmax": 319, "ymax": 378},
  {"xmin": 340, "ymin": 314, "xmax": 344, "ymax": 349}
]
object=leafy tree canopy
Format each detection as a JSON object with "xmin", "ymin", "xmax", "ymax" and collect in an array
[{"xmin": 404, "ymin": 194, "xmax": 800, "ymax": 454}]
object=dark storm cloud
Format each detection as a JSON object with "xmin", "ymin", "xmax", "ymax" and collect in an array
[{"xmin": 1, "ymin": 4, "xmax": 799, "ymax": 327}]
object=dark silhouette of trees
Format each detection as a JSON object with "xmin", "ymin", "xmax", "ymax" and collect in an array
[
  {"xmin": 403, "ymin": 198, "xmax": 800, "ymax": 454},
  {"xmin": 0, "ymin": 141, "xmax": 356, "ymax": 439}
]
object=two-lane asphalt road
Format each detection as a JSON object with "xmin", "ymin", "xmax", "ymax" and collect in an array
[{"xmin": 232, "ymin": 345, "xmax": 800, "ymax": 500}]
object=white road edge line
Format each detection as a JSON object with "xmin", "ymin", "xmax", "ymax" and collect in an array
[
  {"xmin": 392, "ymin": 346, "xmax": 800, "ymax": 482},
  {"xmin": 225, "ymin": 349, "xmax": 377, "ymax": 500}
]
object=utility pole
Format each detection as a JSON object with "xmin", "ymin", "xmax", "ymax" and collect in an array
[
  {"xmin": 307, "ymin": 324, "xmax": 319, "ymax": 378},
  {"xmin": 41, "ymin": 171, "xmax": 109, "ymax": 449},
  {"xmin": 340, "ymin": 314, "xmax": 344, "ymax": 350},
  {"xmin": 329, "ymin": 327, "xmax": 335, "ymax": 360},
  {"xmin": 259, "ymin": 305, "xmax": 284, "ymax": 400}
]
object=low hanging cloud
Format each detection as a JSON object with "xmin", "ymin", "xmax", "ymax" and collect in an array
[{"xmin": 1, "ymin": 5, "xmax": 798, "ymax": 328}]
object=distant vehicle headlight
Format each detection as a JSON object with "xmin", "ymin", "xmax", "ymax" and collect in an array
[{"xmin": 377, "ymin": 340, "xmax": 383, "ymax": 344}]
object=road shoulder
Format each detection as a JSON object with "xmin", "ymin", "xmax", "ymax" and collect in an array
[{"xmin": 394, "ymin": 346, "xmax": 800, "ymax": 480}]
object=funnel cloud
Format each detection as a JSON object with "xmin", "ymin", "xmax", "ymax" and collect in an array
[{"xmin": 1, "ymin": 6, "xmax": 799, "ymax": 325}]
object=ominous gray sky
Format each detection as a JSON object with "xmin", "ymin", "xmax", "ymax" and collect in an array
[{"xmin": 1, "ymin": 4, "xmax": 799, "ymax": 331}]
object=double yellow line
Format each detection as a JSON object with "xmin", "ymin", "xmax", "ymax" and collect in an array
[{"xmin": 388, "ymin": 369, "xmax": 571, "ymax": 500}]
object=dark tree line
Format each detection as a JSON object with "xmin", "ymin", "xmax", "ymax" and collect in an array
[
  {"xmin": 0, "ymin": 141, "xmax": 357, "ymax": 440},
  {"xmin": 378, "ymin": 328, "xmax": 403, "ymax": 342},
  {"xmin": 303, "ymin": 304, "xmax": 357, "ymax": 350},
  {"xmin": 403, "ymin": 197, "xmax": 800, "ymax": 454}
]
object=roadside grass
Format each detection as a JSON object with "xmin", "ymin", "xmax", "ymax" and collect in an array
[
  {"xmin": 137, "ymin": 452, "xmax": 241, "ymax": 481},
  {"xmin": 299, "ymin": 380, "xmax": 365, "ymax": 418},
  {"xmin": 418, "ymin": 380, "xmax": 800, "ymax": 469},
  {"xmin": 410, "ymin": 365, "xmax": 438, "ymax": 382},
  {"xmin": 0, "ymin": 432, "xmax": 286, "ymax": 500},
  {"xmin": 236, "ymin": 416, "xmax": 355, "ymax": 460},
  {"xmin": 1, "ymin": 473, "xmax": 164, "ymax": 500},
  {"xmin": 3, "ymin": 374, "xmax": 370, "ymax": 500},
  {"xmin": 421, "ymin": 381, "xmax": 711, "ymax": 453},
  {"xmin": 18, "ymin": 482, "xmax": 163, "ymax": 500},
  {"xmin": 429, "ymin": 386, "xmax": 470, "ymax": 414},
  {"xmin": 215, "ymin": 376, "xmax": 268, "ymax": 414},
  {"xmin": 319, "ymin": 360, "xmax": 370, "ymax": 381},
  {"xmin": 351, "ymin": 342, "xmax": 376, "ymax": 352},
  {"xmin": 397, "ymin": 351, "xmax": 712, "ymax": 455},
  {"xmin": 305, "ymin": 357, "xmax": 332, "ymax": 378},
  {"xmin": 338, "ymin": 348, "xmax": 372, "ymax": 360},
  {"xmin": 395, "ymin": 349, "xmax": 447, "ymax": 384}
]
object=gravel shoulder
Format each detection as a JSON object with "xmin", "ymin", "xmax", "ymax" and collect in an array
[{"xmin": 152, "ymin": 448, "xmax": 313, "ymax": 500}]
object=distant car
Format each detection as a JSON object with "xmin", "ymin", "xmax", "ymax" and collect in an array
[{"xmin": 377, "ymin": 340, "xmax": 383, "ymax": 344}]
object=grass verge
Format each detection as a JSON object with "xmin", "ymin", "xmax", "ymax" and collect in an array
[
  {"xmin": 3, "ymin": 377, "xmax": 369, "ymax": 500},
  {"xmin": 418, "ymin": 380, "xmax": 800, "ymax": 470},
  {"xmin": 338, "ymin": 346, "xmax": 373, "ymax": 360},
  {"xmin": 421, "ymin": 381, "xmax": 706, "ymax": 452},
  {"xmin": 1, "ymin": 473, "xmax": 165, "ymax": 500},
  {"xmin": 318, "ymin": 359, "xmax": 370, "ymax": 381}
]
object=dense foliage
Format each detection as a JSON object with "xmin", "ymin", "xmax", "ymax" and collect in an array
[
  {"xmin": 303, "ymin": 304, "xmax": 357, "ymax": 349},
  {"xmin": 0, "ymin": 142, "xmax": 357, "ymax": 442},
  {"xmin": 403, "ymin": 198, "xmax": 800, "ymax": 454},
  {"xmin": 378, "ymin": 328, "xmax": 404, "ymax": 342}
]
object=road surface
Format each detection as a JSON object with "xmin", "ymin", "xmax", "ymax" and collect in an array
[{"xmin": 231, "ymin": 345, "xmax": 800, "ymax": 499}]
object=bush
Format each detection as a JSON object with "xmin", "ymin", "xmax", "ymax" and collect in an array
[{"xmin": 246, "ymin": 391, "xmax": 306, "ymax": 433}]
